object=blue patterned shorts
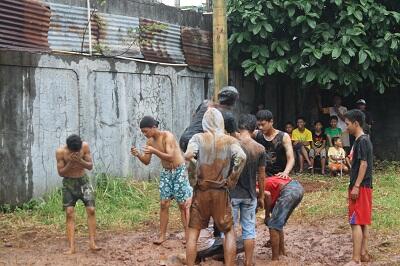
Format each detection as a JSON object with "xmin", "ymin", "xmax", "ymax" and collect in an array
[{"xmin": 159, "ymin": 164, "xmax": 193, "ymax": 203}]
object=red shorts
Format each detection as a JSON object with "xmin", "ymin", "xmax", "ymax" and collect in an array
[{"xmin": 348, "ymin": 187, "xmax": 372, "ymax": 225}]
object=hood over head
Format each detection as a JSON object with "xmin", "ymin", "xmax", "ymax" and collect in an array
[{"xmin": 202, "ymin": 107, "xmax": 225, "ymax": 134}]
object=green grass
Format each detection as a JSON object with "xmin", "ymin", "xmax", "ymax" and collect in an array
[
  {"xmin": 1, "ymin": 163, "xmax": 399, "ymax": 237},
  {"xmin": 294, "ymin": 163, "xmax": 400, "ymax": 232},
  {"xmin": 0, "ymin": 174, "xmax": 163, "ymax": 234}
]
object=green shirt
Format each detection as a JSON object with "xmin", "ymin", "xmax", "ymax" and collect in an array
[{"xmin": 325, "ymin": 127, "xmax": 342, "ymax": 146}]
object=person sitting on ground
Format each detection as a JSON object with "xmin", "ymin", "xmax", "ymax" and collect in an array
[
  {"xmin": 284, "ymin": 122, "xmax": 294, "ymax": 139},
  {"xmin": 309, "ymin": 121, "xmax": 327, "ymax": 175},
  {"xmin": 291, "ymin": 117, "xmax": 313, "ymax": 173},
  {"xmin": 230, "ymin": 114, "xmax": 266, "ymax": 266},
  {"xmin": 325, "ymin": 115, "xmax": 343, "ymax": 147},
  {"xmin": 184, "ymin": 108, "xmax": 246, "ymax": 266},
  {"xmin": 55, "ymin": 134, "xmax": 101, "ymax": 254},
  {"xmin": 254, "ymin": 110, "xmax": 295, "ymax": 178},
  {"xmin": 263, "ymin": 176, "xmax": 304, "ymax": 261},
  {"xmin": 131, "ymin": 116, "xmax": 193, "ymax": 245},
  {"xmin": 328, "ymin": 137, "xmax": 349, "ymax": 176}
]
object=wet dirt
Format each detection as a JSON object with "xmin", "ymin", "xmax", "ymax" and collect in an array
[{"xmin": 1, "ymin": 218, "xmax": 399, "ymax": 266}]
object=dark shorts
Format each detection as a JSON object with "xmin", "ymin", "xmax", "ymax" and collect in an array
[
  {"xmin": 348, "ymin": 187, "xmax": 372, "ymax": 225},
  {"xmin": 62, "ymin": 176, "xmax": 95, "ymax": 208},
  {"xmin": 189, "ymin": 188, "xmax": 233, "ymax": 233},
  {"xmin": 268, "ymin": 180, "xmax": 304, "ymax": 231}
]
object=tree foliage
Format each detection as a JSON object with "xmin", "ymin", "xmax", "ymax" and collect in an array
[{"xmin": 227, "ymin": 0, "xmax": 400, "ymax": 94}]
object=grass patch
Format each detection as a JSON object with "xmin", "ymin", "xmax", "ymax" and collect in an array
[
  {"xmin": 0, "ymin": 175, "xmax": 164, "ymax": 235},
  {"xmin": 294, "ymin": 164, "xmax": 400, "ymax": 232}
]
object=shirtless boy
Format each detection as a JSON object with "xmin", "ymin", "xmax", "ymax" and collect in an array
[
  {"xmin": 131, "ymin": 116, "xmax": 193, "ymax": 244},
  {"xmin": 55, "ymin": 134, "xmax": 100, "ymax": 254}
]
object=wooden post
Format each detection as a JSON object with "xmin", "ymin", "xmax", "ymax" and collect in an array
[{"xmin": 212, "ymin": 0, "xmax": 228, "ymax": 101}]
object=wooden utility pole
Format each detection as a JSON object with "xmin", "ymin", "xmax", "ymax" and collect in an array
[{"xmin": 212, "ymin": 0, "xmax": 228, "ymax": 101}]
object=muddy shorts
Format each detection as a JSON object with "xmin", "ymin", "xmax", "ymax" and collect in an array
[
  {"xmin": 268, "ymin": 180, "xmax": 304, "ymax": 231},
  {"xmin": 159, "ymin": 164, "xmax": 193, "ymax": 203},
  {"xmin": 62, "ymin": 176, "xmax": 95, "ymax": 208},
  {"xmin": 189, "ymin": 188, "xmax": 233, "ymax": 233},
  {"xmin": 348, "ymin": 187, "xmax": 372, "ymax": 225}
]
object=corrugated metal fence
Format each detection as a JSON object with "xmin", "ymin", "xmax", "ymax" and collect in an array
[
  {"xmin": 0, "ymin": 1, "xmax": 212, "ymax": 69},
  {"xmin": 0, "ymin": 0, "xmax": 50, "ymax": 52}
]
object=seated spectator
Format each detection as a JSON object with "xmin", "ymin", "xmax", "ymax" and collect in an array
[
  {"xmin": 328, "ymin": 137, "xmax": 349, "ymax": 176},
  {"xmin": 284, "ymin": 122, "xmax": 294, "ymax": 137},
  {"xmin": 325, "ymin": 115, "xmax": 342, "ymax": 147},
  {"xmin": 309, "ymin": 121, "xmax": 327, "ymax": 175},
  {"xmin": 292, "ymin": 117, "xmax": 313, "ymax": 173}
]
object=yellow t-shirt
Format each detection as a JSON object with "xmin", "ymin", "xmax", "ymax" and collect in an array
[
  {"xmin": 292, "ymin": 128, "xmax": 313, "ymax": 149},
  {"xmin": 327, "ymin": 147, "xmax": 346, "ymax": 164}
]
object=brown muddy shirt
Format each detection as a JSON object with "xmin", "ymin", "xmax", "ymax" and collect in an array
[
  {"xmin": 230, "ymin": 138, "xmax": 266, "ymax": 199},
  {"xmin": 187, "ymin": 133, "xmax": 246, "ymax": 190}
]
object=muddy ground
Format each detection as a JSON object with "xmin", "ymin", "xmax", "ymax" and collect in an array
[
  {"xmin": 1, "ymin": 218, "xmax": 399, "ymax": 265},
  {"xmin": 1, "ymin": 181, "xmax": 399, "ymax": 266}
]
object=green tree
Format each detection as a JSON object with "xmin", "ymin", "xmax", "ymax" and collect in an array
[{"xmin": 228, "ymin": 0, "xmax": 400, "ymax": 94}]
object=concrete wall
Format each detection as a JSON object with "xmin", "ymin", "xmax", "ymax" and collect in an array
[{"xmin": 0, "ymin": 50, "xmax": 208, "ymax": 205}]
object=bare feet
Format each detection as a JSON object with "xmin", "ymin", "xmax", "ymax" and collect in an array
[
  {"xmin": 153, "ymin": 236, "xmax": 167, "ymax": 245},
  {"xmin": 63, "ymin": 248, "xmax": 76, "ymax": 255},
  {"xmin": 343, "ymin": 260, "xmax": 361, "ymax": 266},
  {"xmin": 361, "ymin": 252, "xmax": 371, "ymax": 262},
  {"xmin": 89, "ymin": 244, "xmax": 102, "ymax": 252}
]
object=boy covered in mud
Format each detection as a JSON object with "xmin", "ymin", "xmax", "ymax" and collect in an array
[
  {"xmin": 344, "ymin": 110, "xmax": 373, "ymax": 266},
  {"xmin": 55, "ymin": 134, "xmax": 100, "ymax": 254},
  {"xmin": 263, "ymin": 176, "xmax": 304, "ymax": 261},
  {"xmin": 131, "ymin": 116, "xmax": 193, "ymax": 245},
  {"xmin": 230, "ymin": 114, "xmax": 266, "ymax": 266},
  {"xmin": 184, "ymin": 108, "xmax": 246, "ymax": 266}
]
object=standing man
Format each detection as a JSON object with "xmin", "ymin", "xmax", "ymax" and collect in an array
[
  {"xmin": 184, "ymin": 108, "xmax": 246, "ymax": 266},
  {"xmin": 131, "ymin": 116, "xmax": 193, "ymax": 245},
  {"xmin": 318, "ymin": 94, "xmax": 351, "ymax": 152},
  {"xmin": 355, "ymin": 99, "xmax": 373, "ymax": 135},
  {"xmin": 56, "ymin": 134, "xmax": 100, "ymax": 254},
  {"xmin": 179, "ymin": 86, "xmax": 239, "ymax": 152},
  {"xmin": 230, "ymin": 114, "xmax": 266, "ymax": 266},
  {"xmin": 263, "ymin": 176, "xmax": 304, "ymax": 261},
  {"xmin": 255, "ymin": 110, "xmax": 295, "ymax": 177},
  {"xmin": 344, "ymin": 110, "xmax": 373, "ymax": 265}
]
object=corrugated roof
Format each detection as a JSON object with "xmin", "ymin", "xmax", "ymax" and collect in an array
[
  {"xmin": 139, "ymin": 18, "xmax": 185, "ymax": 64},
  {"xmin": 0, "ymin": 0, "xmax": 50, "ymax": 52},
  {"xmin": 181, "ymin": 27, "xmax": 212, "ymax": 69},
  {"xmin": 48, "ymin": 3, "xmax": 98, "ymax": 53},
  {"xmin": 96, "ymin": 12, "xmax": 143, "ymax": 58}
]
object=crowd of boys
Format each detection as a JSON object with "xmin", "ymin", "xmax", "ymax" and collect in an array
[{"xmin": 55, "ymin": 88, "xmax": 373, "ymax": 266}]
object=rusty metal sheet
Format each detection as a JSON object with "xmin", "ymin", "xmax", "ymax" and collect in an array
[
  {"xmin": 0, "ymin": 0, "xmax": 50, "ymax": 51},
  {"xmin": 48, "ymin": 3, "xmax": 98, "ymax": 53},
  {"xmin": 96, "ymin": 12, "xmax": 143, "ymax": 58},
  {"xmin": 181, "ymin": 27, "xmax": 212, "ymax": 69},
  {"xmin": 139, "ymin": 18, "xmax": 185, "ymax": 64}
]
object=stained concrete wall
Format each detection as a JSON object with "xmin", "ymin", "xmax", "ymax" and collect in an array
[{"xmin": 0, "ymin": 50, "xmax": 209, "ymax": 205}]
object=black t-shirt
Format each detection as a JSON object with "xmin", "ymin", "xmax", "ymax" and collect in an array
[
  {"xmin": 350, "ymin": 134, "xmax": 373, "ymax": 189},
  {"xmin": 254, "ymin": 131, "xmax": 287, "ymax": 176},
  {"xmin": 312, "ymin": 131, "xmax": 327, "ymax": 148},
  {"xmin": 179, "ymin": 101, "xmax": 238, "ymax": 152},
  {"xmin": 230, "ymin": 138, "xmax": 266, "ymax": 199}
]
